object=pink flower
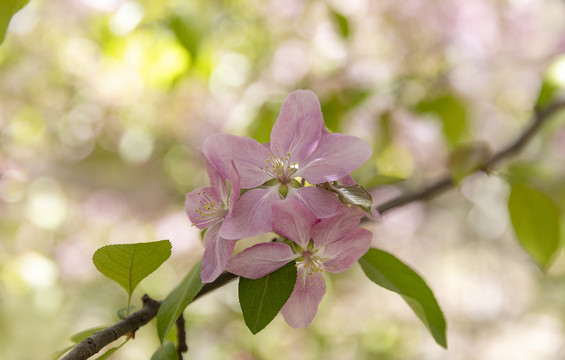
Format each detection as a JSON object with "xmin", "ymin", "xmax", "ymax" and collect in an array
[
  {"xmin": 226, "ymin": 199, "xmax": 372, "ymax": 328},
  {"xmin": 185, "ymin": 160, "xmax": 240, "ymax": 283},
  {"xmin": 203, "ymin": 90, "xmax": 372, "ymax": 239}
]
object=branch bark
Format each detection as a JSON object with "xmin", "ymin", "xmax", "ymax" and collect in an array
[
  {"xmin": 61, "ymin": 99, "xmax": 565, "ymax": 360},
  {"xmin": 376, "ymin": 99, "xmax": 565, "ymax": 215}
]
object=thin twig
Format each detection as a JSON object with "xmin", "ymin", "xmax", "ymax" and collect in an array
[
  {"xmin": 62, "ymin": 273, "xmax": 237, "ymax": 360},
  {"xmin": 375, "ymin": 99, "xmax": 565, "ymax": 216},
  {"xmin": 60, "ymin": 98, "xmax": 565, "ymax": 360},
  {"xmin": 62, "ymin": 295, "xmax": 161, "ymax": 360}
]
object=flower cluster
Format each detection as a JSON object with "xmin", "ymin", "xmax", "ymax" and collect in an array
[{"xmin": 185, "ymin": 90, "xmax": 373, "ymax": 327}]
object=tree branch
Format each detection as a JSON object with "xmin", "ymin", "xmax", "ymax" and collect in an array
[
  {"xmin": 62, "ymin": 273, "xmax": 238, "ymax": 360},
  {"xmin": 61, "ymin": 98, "xmax": 565, "ymax": 360},
  {"xmin": 375, "ymin": 99, "xmax": 565, "ymax": 215}
]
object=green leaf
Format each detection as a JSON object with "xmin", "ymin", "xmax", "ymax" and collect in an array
[
  {"xmin": 508, "ymin": 184, "xmax": 560, "ymax": 268},
  {"xmin": 239, "ymin": 261, "xmax": 297, "ymax": 334},
  {"xmin": 70, "ymin": 326, "xmax": 108, "ymax": 343},
  {"xmin": 92, "ymin": 240, "xmax": 172, "ymax": 297},
  {"xmin": 447, "ymin": 142, "xmax": 491, "ymax": 183},
  {"xmin": 151, "ymin": 341, "xmax": 177, "ymax": 360},
  {"xmin": 331, "ymin": 10, "xmax": 350, "ymax": 38},
  {"xmin": 416, "ymin": 94, "xmax": 468, "ymax": 147},
  {"xmin": 359, "ymin": 248, "xmax": 447, "ymax": 348},
  {"xmin": 157, "ymin": 261, "xmax": 204, "ymax": 344},
  {"xmin": 96, "ymin": 340, "xmax": 127, "ymax": 360},
  {"xmin": 536, "ymin": 78, "xmax": 561, "ymax": 108},
  {"xmin": 48, "ymin": 345, "xmax": 75, "ymax": 360},
  {"xmin": 0, "ymin": 0, "xmax": 29, "ymax": 44},
  {"xmin": 116, "ymin": 306, "xmax": 137, "ymax": 319},
  {"xmin": 319, "ymin": 182, "xmax": 373, "ymax": 209}
]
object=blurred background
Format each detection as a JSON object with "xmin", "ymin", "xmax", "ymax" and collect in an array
[{"xmin": 1, "ymin": 0, "xmax": 565, "ymax": 359}]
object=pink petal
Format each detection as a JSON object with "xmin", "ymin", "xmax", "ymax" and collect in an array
[
  {"xmin": 272, "ymin": 198, "xmax": 318, "ymax": 249},
  {"xmin": 185, "ymin": 186, "xmax": 223, "ymax": 229},
  {"xmin": 270, "ymin": 90, "xmax": 323, "ymax": 162},
  {"xmin": 204, "ymin": 158, "xmax": 227, "ymax": 202},
  {"xmin": 311, "ymin": 206, "xmax": 364, "ymax": 248},
  {"xmin": 337, "ymin": 175, "xmax": 356, "ymax": 186},
  {"xmin": 226, "ymin": 242, "xmax": 298, "ymax": 279},
  {"xmin": 298, "ymin": 133, "xmax": 372, "ymax": 184},
  {"xmin": 200, "ymin": 223, "xmax": 237, "ymax": 283},
  {"xmin": 281, "ymin": 270, "xmax": 325, "ymax": 328},
  {"xmin": 322, "ymin": 228, "xmax": 372, "ymax": 273},
  {"xmin": 294, "ymin": 186, "xmax": 343, "ymax": 218},
  {"xmin": 228, "ymin": 161, "xmax": 241, "ymax": 214},
  {"xmin": 202, "ymin": 134, "xmax": 271, "ymax": 188},
  {"xmin": 220, "ymin": 187, "xmax": 279, "ymax": 239}
]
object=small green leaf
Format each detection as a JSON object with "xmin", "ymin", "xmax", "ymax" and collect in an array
[
  {"xmin": 359, "ymin": 248, "xmax": 447, "ymax": 348},
  {"xmin": 157, "ymin": 261, "xmax": 204, "ymax": 343},
  {"xmin": 48, "ymin": 345, "xmax": 75, "ymax": 360},
  {"xmin": 319, "ymin": 182, "xmax": 373, "ymax": 209},
  {"xmin": 416, "ymin": 94, "xmax": 469, "ymax": 147},
  {"xmin": 96, "ymin": 340, "xmax": 126, "ymax": 360},
  {"xmin": 0, "ymin": 0, "xmax": 29, "ymax": 44},
  {"xmin": 116, "ymin": 306, "xmax": 137, "ymax": 319},
  {"xmin": 92, "ymin": 240, "xmax": 172, "ymax": 297},
  {"xmin": 508, "ymin": 184, "xmax": 560, "ymax": 268},
  {"xmin": 70, "ymin": 326, "xmax": 108, "ymax": 343},
  {"xmin": 331, "ymin": 10, "xmax": 350, "ymax": 38},
  {"xmin": 447, "ymin": 142, "xmax": 491, "ymax": 183},
  {"xmin": 151, "ymin": 341, "xmax": 177, "ymax": 360},
  {"xmin": 239, "ymin": 261, "xmax": 297, "ymax": 334},
  {"xmin": 278, "ymin": 184, "xmax": 289, "ymax": 199}
]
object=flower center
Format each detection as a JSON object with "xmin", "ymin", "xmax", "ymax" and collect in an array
[
  {"xmin": 264, "ymin": 149, "xmax": 298, "ymax": 184},
  {"xmin": 194, "ymin": 190, "xmax": 228, "ymax": 227},
  {"xmin": 296, "ymin": 250, "xmax": 326, "ymax": 286}
]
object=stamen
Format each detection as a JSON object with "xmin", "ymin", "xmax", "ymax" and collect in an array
[
  {"xmin": 264, "ymin": 149, "xmax": 298, "ymax": 184},
  {"xmin": 193, "ymin": 190, "xmax": 228, "ymax": 227}
]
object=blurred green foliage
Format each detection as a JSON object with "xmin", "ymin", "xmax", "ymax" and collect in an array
[{"xmin": 1, "ymin": 0, "xmax": 565, "ymax": 359}]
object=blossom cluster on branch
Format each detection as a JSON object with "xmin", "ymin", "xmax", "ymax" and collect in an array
[{"xmin": 185, "ymin": 90, "xmax": 373, "ymax": 327}]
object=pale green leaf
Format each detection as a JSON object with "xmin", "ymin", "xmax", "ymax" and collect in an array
[
  {"xmin": 508, "ymin": 184, "xmax": 560, "ymax": 268},
  {"xmin": 359, "ymin": 248, "xmax": 447, "ymax": 348},
  {"xmin": 48, "ymin": 345, "xmax": 75, "ymax": 360},
  {"xmin": 96, "ymin": 340, "xmax": 126, "ymax": 360},
  {"xmin": 92, "ymin": 240, "xmax": 172, "ymax": 297},
  {"xmin": 0, "ymin": 0, "xmax": 29, "ymax": 44},
  {"xmin": 157, "ymin": 261, "xmax": 203, "ymax": 343},
  {"xmin": 70, "ymin": 326, "xmax": 108, "ymax": 343},
  {"xmin": 151, "ymin": 341, "xmax": 177, "ymax": 360}
]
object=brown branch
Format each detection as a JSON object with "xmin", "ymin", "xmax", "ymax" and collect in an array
[
  {"xmin": 62, "ymin": 273, "xmax": 237, "ymax": 360},
  {"xmin": 176, "ymin": 314, "xmax": 187, "ymax": 360},
  {"xmin": 375, "ymin": 99, "xmax": 565, "ymax": 216},
  {"xmin": 62, "ymin": 295, "xmax": 161, "ymax": 360},
  {"xmin": 60, "ymin": 98, "xmax": 565, "ymax": 360}
]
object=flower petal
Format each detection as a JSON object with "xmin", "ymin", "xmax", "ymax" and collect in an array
[
  {"xmin": 226, "ymin": 242, "xmax": 298, "ymax": 279},
  {"xmin": 272, "ymin": 198, "xmax": 318, "ymax": 248},
  {"xmin": 294, "ymin": 186, "xmax": 343, "ymax": 218},
  {"xmin": 270, "ymin": 90, "xmax": 323, "ymax": 162},
  {"xmin": 298, "ymin": 133, "xmax": 372, "ymax": 184},
  {"xmin": 311, "ymin": 206, "xmax": 364, "ymax": 248},
  {"xmin": 322, "ymin": 228, "xmax": 372, "ymax": 273},
  {"xmin": 200, "ymin": 223, "xmax": 237, "ymax": 283},
  {"xmin": 281, "ymin": 270, "xmax": 325, "ymax": 328},
  {"xmin": 220, "ymin": 187, "xmax": 279, "ymax": 239},
  {"xmin": 228, "ymin": 161, "xmax": 241, "ymax": 214},
  {"xmin": 202, "ymin": 133, "xmax": 270, "ymax": 188},
  {"xmin": 185, "ymin": 186, "xmax": 223, "ymax": 229},
  {"xmin": 204, "ymin": 158, "xmax": 227, "ymax": 202}
]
